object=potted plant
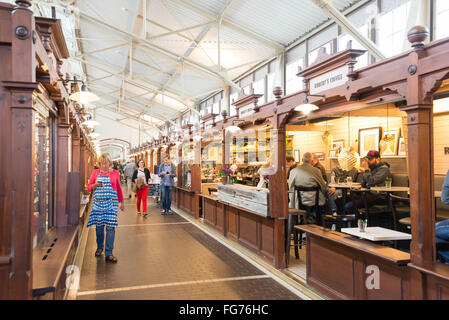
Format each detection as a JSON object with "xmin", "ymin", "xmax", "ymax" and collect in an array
[{"xmin": 218, "ymin": 167, "xmax": 234, "ymax": 185}]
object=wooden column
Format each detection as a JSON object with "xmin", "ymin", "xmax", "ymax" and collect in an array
[
  {"xmin": 402, "ymin": 28, "xmax": 436, "ymax": 267},
  {"xmin": 268, "ymin": 93, "xmax": 289, "ymax": 269},
  {"xmin": 71, "ymin": 134, "xmax": 80, "ymax": 173},
  {"xmin": 55, "ymin": 117, "xmax": 70, "ymax": 227},
  {"xmin": 401, "ymin": 27, "xmax": 435, "ymax": 299},
  {"xmin": 150, "ymin": 150, "xmax": 154, "ymax": 173},
  {"xmin": 0, "ymin": 0, "xmax": 37, "ymax": 299},
  {"xmin": 79, "ymin": 137, "xmax": 86, "ymax": 191}
]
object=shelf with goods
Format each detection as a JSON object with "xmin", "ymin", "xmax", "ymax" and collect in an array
[{"xmin": 229, "ymin": 128, "xmax": 272, "ymax": 187}]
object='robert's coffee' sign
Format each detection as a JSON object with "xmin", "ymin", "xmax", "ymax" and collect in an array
[{"xmin": 309, "ymin": 65, "xmax": 348, "ymax": 94}]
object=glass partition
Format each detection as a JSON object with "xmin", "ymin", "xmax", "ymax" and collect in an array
[
  {"xmin": 224, "ymin": 123, "xmax": 274, "ymax": 188},
  {"xmin": 200, "ymin": 129, "xmax": 223, "ymax": 195},
  {"xmin": 33, "ymin": 111, "xmax": 51, "ymax": 249}
]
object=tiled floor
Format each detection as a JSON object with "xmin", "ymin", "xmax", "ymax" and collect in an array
[{"xmin": 77, "ymin": 195, "xmax": 302, "ymax": 300}]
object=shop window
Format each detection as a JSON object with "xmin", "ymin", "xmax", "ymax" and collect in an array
[
  {"xmin": 378, "ymin": 1, "xmax": 411, "ymax": 58},
  {"xmin": 33, "ymin": 112, "xmax": 51, "ymax": 249},
  {"xmin": 308, "ymin": 42, "xmax": 332, "ymax": 66},
  {"xmin": 338, "ymin": 24, "xmax": 369, "ymax": 69},
  {"xmin": 225, "ymin": 124, "xmax": 276, "ymax": 188},
  {"xmin": 435, "ymin": 0, "xmax": 449, "ymax": 40},
  {"xmin": 286, "ymin": 58, "xmax": 304, "ymax": 95}
]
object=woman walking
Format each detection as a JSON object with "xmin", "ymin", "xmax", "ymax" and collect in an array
[
  {"xmin": 88, "ymin": 153, "xmax": 125, "ymax": 263},
  {"xmin": 132, "ymin": 159, "xmax": 151, "ymax": 217}
]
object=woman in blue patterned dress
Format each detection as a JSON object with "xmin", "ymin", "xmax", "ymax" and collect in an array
[{"xmin": 88, "ymin": 153, "xmax": 125, "ymax": 263}]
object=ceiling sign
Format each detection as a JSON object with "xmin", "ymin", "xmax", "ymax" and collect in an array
[{"xmin": 309, "ymin": 65, "xmax": 348, "ymax": 95}]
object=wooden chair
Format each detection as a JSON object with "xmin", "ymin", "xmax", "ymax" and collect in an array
[{"xmin": 295, "ymin": 185, "xmax": 321, "ymax": 225}]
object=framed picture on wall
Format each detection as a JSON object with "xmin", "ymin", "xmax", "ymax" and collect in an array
[
  {"xmin": 329, "ymin": 139, "xmax": 344, "ymax": 158},
  {"xmin": 380, "ymin": 128, "xmax": 401, "ymax": 157},
  {"xmin": 359, "ymin": 127, "xmax": 382, "ymax": 157}
]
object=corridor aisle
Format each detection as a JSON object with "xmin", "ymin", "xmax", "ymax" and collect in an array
[{"xmin": 76, "ymin": 196, "xmax": 301, "ymax": 300}]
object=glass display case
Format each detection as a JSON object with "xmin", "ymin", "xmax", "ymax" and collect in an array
[
  {"xmin": 227, "ymin": 125, "xmax": 272, "ymax": 187},
  {"xmin": 200, "ymin": 132, "xmax": 223, "ymax": 195},
  {"xmin": 182, "ymin": 141, "xmax": 194, "ymax": 189}
]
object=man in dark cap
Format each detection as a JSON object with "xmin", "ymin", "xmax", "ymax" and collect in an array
[{"xmin": 344, "ymin": 150, "xmax": 392, "ymax": 215}]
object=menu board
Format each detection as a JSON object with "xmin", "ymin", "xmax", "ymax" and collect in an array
[{"xmin": 148, "ymin": 183, "xmax": 160, "ymax": 197}]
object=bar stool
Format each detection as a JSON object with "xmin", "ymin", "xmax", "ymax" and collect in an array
[{"xmin": 286, "ymin": 208, "xmax": 307, "ymax": 267}]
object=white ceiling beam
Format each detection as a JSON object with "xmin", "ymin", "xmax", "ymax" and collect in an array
[
  {"xmin": 312, "ymin": 0, "xmax": 385, "ymax": 61},
  {"xmin": 77, "ymin": 10, "xmax": 241, "ymax": 90},
  {"xmin": 76, "ymin": 42, "xmax": 129, "ymax": 58},
  {"xmin": 147, "ymin": 21, "xmax": 215, "ymax": 40},
  {"xmin": 73, "ymin": 56, "xmax": 192, "ymax": 107},
  {"xmin": 170, "ymin": 0, "xmax": 284, "ymax": 50}
]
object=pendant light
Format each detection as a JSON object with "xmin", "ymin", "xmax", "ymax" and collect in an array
[
  {"xmin": 69, "ymin": 84, "xmax": 99, "ymax": 105},
  {"xmin": 294, "ymin": 94, "xmax": 325, "ymax": 115},
  {"xmin": 321, "ymin": 120, "xmax": 333, "ymax": 148}
]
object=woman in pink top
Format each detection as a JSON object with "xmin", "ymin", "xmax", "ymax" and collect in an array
[{"xmin": 88, "ymin": 153, "xmax": 125, "ymax": 263}]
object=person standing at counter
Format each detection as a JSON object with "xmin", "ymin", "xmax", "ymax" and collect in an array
[
  {"xmin": 87, "ymin": 153, "xmax": 125, "ymax": 263},
  {"xmin": 132, "ymin": 160, "xmax": 151, "ymax": 217},
  {"xmin": 158, "ymin": 156, "xmax": 177, "ymax": 214},
  {"xmin": 312, "ymin": 153, "xmax": 328, "ymax": 183},
  {"xmin": 344, "ymin": 150, "xmax": 392, "ymax": 215},
  {"xmin": 289, "ymin": 152, "xmax": 336, "ymax": 224}
]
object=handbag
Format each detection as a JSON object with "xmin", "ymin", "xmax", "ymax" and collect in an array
[{"xmin": 133, "ymin": 177, "xmax": 145, "ymax": 192}]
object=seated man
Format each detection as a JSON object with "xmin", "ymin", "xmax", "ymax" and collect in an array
[
  {"xmin": 312, "ymin": 153, "xmax": 328, "ymax": 183},
  {"xmin": 286, "ymin": 156, "xmax": 297, "ymax": 180},
  {"xmin": 289, "ymin": 152, "xmax": 336, "ymax": 224},
  {"xmin": 328, "ymin": 164, "xmax": 359, "ymax": 214},
  {"xmin": 344, "ymin": 150, "xmax": 392, "ymax": 216},
  {"xmin": 436, "ymin": 169, "xmax": 449, "ymax": 263}
]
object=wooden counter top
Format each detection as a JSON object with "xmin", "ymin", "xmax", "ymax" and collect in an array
[
  {"xmin": 201, "ymin": 193, "xmax": 218, "ymax": 201},
  {"xmin": 175, "ymin": 186, "xmax": 196, "ymax": 193},
  {"xmin": 296, "ymin": 224, "xmax": 410, "ymax": 265}
]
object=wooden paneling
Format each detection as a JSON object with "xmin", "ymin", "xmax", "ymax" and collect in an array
[
  {"xmin": 226, "ymin": 206, "xmax": 239, "ymax": 241},
  {"xmin": 238, "ymin": 211, "xmax": 259, "ymax": 252},
  {"xmin": 260, "ymin": 218, "xmax": 275, "ymax": 260},
  {"xmin": 203, "ymin": 197, "xmax": 216, "ymax": 227},
  {"xmin": 216, "ymin": 202, "xmax": 225, "ymax": 234},
  {"xmin": 309, "ymin": 237, "xmax": 355, "ymax": 299}
]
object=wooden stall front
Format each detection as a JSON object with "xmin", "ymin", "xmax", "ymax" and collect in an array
[
  {"xmin": 0, "ymin": 2, "xmax": 97, "ymax": 299},
  {"xmin": 278, "ymin": 27, "xmax": 449, "ymax": 299}
]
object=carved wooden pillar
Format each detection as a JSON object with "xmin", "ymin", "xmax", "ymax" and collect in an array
[
  {"xmin": 0, "ymin": 0, "xmax": 37, "ymax": 300},
  {"xmin": 269, "ymin": 90, "xmax": 288, "ymax": 269},
  {"xmin": 150, "ymin": 150, "xmax": 154, "ymax": 174},
  {"xmin": 400, "ymin": 26, "xmax": 435, "ymax": 299},
  {"xmin": 55, "ymin": 117, "xmax": 70, "ymax": 227}
]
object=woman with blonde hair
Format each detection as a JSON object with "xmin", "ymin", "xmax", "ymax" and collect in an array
[{"xmin": 87, "ymin": 153, "xmax": 125, "ymax": 263}]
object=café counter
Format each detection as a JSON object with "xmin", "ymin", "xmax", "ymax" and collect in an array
[
  {"xmin": 296, "ymin": 224, "xmax": 411, "ymax": 300},
  {"xmin": 200, "ymin": 184, "xmax": 278, "ymax": 266}
]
